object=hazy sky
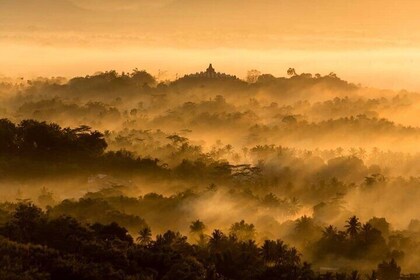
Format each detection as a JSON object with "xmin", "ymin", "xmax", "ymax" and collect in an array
[{"xmin": 1, "ymin": 0, "xmax": 420, "ymax": 90}]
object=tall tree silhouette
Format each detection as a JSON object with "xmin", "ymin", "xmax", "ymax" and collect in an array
[
  {"xmin": 136, "ymin": 226, "xmax": 152, "ymax": 246},
  {"xmin": 345, "ymin": 216, "xmax": 361, "ymax": 239}
]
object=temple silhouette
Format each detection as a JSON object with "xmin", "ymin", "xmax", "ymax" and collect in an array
[{"xmin": 183, "ymin": 64, "xmax": 237, "ymax": 79}]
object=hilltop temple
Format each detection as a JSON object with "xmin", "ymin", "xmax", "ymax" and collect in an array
[{"xmin": 182, "ymin": 64, "xmax": 237, "ymax": 79}]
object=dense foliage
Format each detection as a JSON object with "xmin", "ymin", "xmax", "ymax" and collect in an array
[
  {"xmin": 0, "ymin": 203, "xmax": 407, "ymax": 280},
  {"xmin": 0, "ymin": 70, "xmax": 419, "ymax": 278}
]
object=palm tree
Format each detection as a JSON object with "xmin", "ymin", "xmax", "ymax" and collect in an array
[
  {"xmin": 136, "ymin": 226, "xmax": 152, "ymax": 246},
  {"xmin": 261, "ymin": 239, "xmax": 297, "ymax": 266},
  {"xmin": 322, "ymin": 225, "xmax": 338, "ymax": 240},
  {"xmin": 189, "ymin": 219, "xmax": 205, "ymax": 234},
  {"xmin": 260, "ymin": 240, "xmax": 277, "ymax": 266},
  {"xmin": 361, "ymin": 223, "xmax": 372, "ymax": 232},
  {"xmin": 361, "ymin": 223, "xmax": 373, "ymax": 242},
  {"xmin": 189, "ymin": 220, "xmax": 207, "ymax": 246},
  {"xmin": 229, "ymin": 220, "xmax": 256, "ymax": 241},
  {"xmin": 285, "ymin": 247, "xmax": 301, "ymax": 266},
  {"xmin": 345, "ymin": 216, "xmax": 361, "ymax": 238},
  {"xmin": 209, "ymin": 229, "xmax": 225, "ymax": 252},
  {"xmin": 295, "ymin": 215, "xmax": 314, "ymax": 233}
]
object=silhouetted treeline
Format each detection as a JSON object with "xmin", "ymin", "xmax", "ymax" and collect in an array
[
  {"xmin": 0, "ymin": 119, "xmax": 166, "ymax": 178},
  {"xmin": 4, "ymin": 184, "xmax": 415, "ymax": 274},
  {"xmin": 0, "ymin": 118, "xmax": 107, "ymax": 158},
  {"xmin": 0, "ymin": 203, "xmax": 407, "ymax": 280}
]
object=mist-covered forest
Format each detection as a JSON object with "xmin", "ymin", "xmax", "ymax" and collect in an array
[{"xmin": 0, "ymin": 66, "xmax": 419, "ymax": 279}]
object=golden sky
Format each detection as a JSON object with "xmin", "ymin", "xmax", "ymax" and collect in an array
[{"xmin": 1, "ymin": 0, "xmax": 420, "ymax": 90}]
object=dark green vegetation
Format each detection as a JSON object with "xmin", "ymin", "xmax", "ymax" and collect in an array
[{"xmin": 0, "ymin": 68, "xmax": 419, "ymax": 278}]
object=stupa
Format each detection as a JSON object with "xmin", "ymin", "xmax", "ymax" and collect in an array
[{"xmin": 183, "ymin": 64, "xmax": 237, "ymax": 79}]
